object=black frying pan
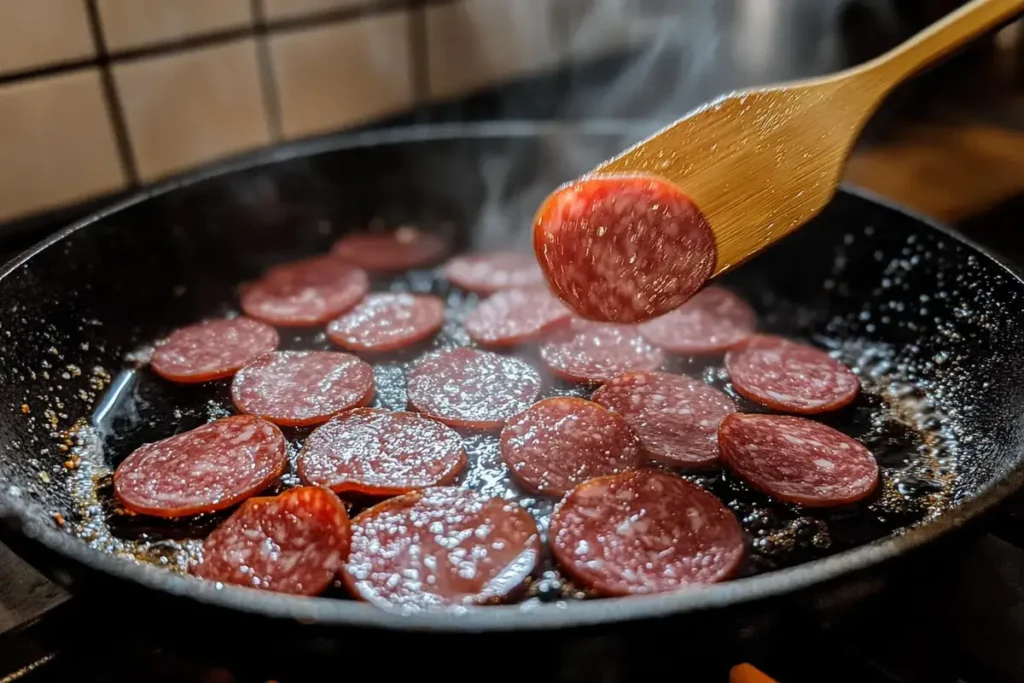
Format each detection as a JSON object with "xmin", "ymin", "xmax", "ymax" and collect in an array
[{"xmin": 0, "ymin": 121, "xmax": 1022, "ymax": 641}]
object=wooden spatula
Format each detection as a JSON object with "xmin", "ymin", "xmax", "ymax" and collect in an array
[{"xmin": 591, "ymin": 0, "xmax": 1024, "ymax": 278}]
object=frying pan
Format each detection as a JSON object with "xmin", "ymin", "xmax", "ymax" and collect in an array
[{"xmin": 0, "ymin": 121, "xmax": 1022, "ymax": 643}]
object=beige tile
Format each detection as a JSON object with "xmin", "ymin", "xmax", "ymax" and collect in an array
[
  {"xmin": 555, "ymin": 0, "xmax": 664, "ymax": 62},
  {"xmin": 114, "ymin": 39, "xmax": 271, "ymax": 181},
  {"xmin": 98, "ymin": 0, "xmax": 252, "ymax": 52},
  {"xmin": 0, "ymin": 2, "xmax": 95, "ymax": 75},
  {"xmin": 263, "ymin": 0, "xmax": 369, "ymax": 22},
  {"xmin": 270, "ymin": 13, "xmax": 414, "ymax": 140},
  {"xmin": 0, "ymin": 70, "xmax": 126, "ymax": 222},
  {"xmin": 426, "ymin": 0, "xmax": 560, "ymax": 101}
]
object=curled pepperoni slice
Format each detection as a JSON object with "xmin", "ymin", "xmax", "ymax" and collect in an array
[
  {"xmin": 150, "ymin": 317, "xmax": 278, "ymax": 383},
  {"xmin": 298, "ymin": 409, "xmax": 466, "ymax": 496},
  {"xmin": 407, "ymin": 348, "xmax": 541, "ymax": 429},
  {"xmin": 500, "ymin": 397, "xmax": 642, "ymax": 497},
  {"xmin": 549, "ymin": 469, "xmax": 745, "ymax": 596},
  {"xmin": 539, "ymin": 318, "xmax": 663, "ymax": 383},
  {"xmin": 231, "ymin": 351, "xmax": 374, "ymax": 427},
  {"xmin": 445, "ymin": 251, "xmax": 544, "ymax": 294},
  {"xmin": 343, "ymin": 487, "xmax": 541, "ymax": 609},
  {"xmin": 725, "ymin": 335, "xmax": 860, "ymax": 414},
  {"xmin": 326, "ymin": 293, "xmax": 445, "ymax": 352},
  {"xmin": 638, "ymin": 286, "xmax": 756, "ymax": 354},
  {"xmin": 465, "ymin": 287, "xmax": 570, "ymax": 347},
  {"xmin": 113, "ymin": 415, "xmax": 287, "ymax": 518},
  {"xmin": 240, "ymin": 255, "xmax": 368, "ymax": 327},
  {"xmin": 533, "ymin": 174, "xmax": 716, "ymax": 324},
  {"xmin": 718, "ymin": 413, "xmax": 879, "ymax": 507},
  {"xmin": 192, "ymin": 486, "xmax": 350, "ymax": 596},
  {"xmin": 331, "ymin": 227, "xmax": 448, "ymax": 271},
  {"xmin": 593, "ymin": 371, "xmax": 736, "ymax": 469}
]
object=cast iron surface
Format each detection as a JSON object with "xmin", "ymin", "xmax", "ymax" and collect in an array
[{"xmin": 0, "ymin": 122, "xmax": 1022, "ymax": 632}]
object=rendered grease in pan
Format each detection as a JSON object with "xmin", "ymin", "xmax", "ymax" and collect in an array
[{"xmin": 57, "ymin": 259, "xmax": 959, "ymax": 604}]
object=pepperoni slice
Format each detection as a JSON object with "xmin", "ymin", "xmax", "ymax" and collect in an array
[
  {"xmin": 298, "ymin": 409, "xmax": 466, "ymax": 496},
  {"xmin": 150, "ymin": 317, "xmax": 278, "ymax": 383},
  {"xmin": 343, "ymin": 487, "xmax": 540, "ymax": 609},
  {"xmin": 407, "ymin": 348, "xmax": 541, "ymax": 429},
  {"xmin": 331, "ymin": 227, "xmax": 448, "ymax": 271},
  {"xmin": 231, "ymin": 351, "xmax": 374, "ymax": 427},
  {"xmin": 549, "ymin": 469, "xmax": 745, "ymax": 596},
  {"xmin": 113, "ymin": 415, "xmax": 287, "ymax": 518},
  {"xmin": 445, "ymin": 252, "xmax": 544, "ymax": 294},
  {"xmin": 240, "ymin": 255, "xmax": 369, "ymax": 327},
  {"xmin": 326, "ymin": 293, "xmax": 445, "ymax": 352},
  {"xmin": 192, "ymin": 486, "xmax": 350, "ymax": 596},
  {"xmin": 539, "ymin": 319, "xmax": 663, "ymax": 383},
  {"xmin": 725, "ymin": 335, "xmax": 860, "ymax": 414},
  {"xmin": 533, "ymin": 174, "xmax": 716, "ymax": 324},
  {"xmin": 719, "ymin": 413, "xmax": 879, "ymax": 507},
  {"xmin": 500, "ymin": 397, "xmax": 642, "ymax": 497},
  {"xmin": 638, "ymin": 286, "xmax": 756, "ymax": 354},
  {"xmin": 465, "ymin": 287, "xmax": 570, "ymax": 347},
  {"xmin": 592, "ymin": 371, "xmax": 736, "ymax": 469}
]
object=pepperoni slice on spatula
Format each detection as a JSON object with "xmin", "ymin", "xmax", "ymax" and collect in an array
[
  {"xmin": 343, "ymin": 487, "xmax": 541, "ymax": 609},
  {"xmin": 500, "ymin": 397, "xmax": 642, "ymax": 497},
  {"xmin": 192, "ymin": 486, "xmax": 350, "ymax": 596},
  {"xmin": 718, "ymin": 413, "xmax": 879, "ymax": 507},
  {"xmin": 407, "ymin": 348, "xmax": 541, "ymax": 429},
  {"xmin": 445, "ymin": 251, "xmax": 544, "ymax": 294},
  {"xmin": 638, "ymin": 286, "xmax": 756, "ymax": 354},
  {"xmin": 549, "ymin": 469, "xmax": 745, "ymax": 597},
  {"xmin": 332, "ymin": 227, "xmax": 448, "ymax": 271},
  {"xmin": 539, "ymin": 319, "xmax": 663, "ymax": 383},
  {"xmin": 533, "ymin": 174, "xmax": 717, "ymax": 323},
  {"xmin": 593, "ymin": 371, "xmax": 736, "ymax": 469},
  {"xmin": 231, "ymin": 351, "xmax": 374, "ymax": 427},
  {"xmin": 326, "ymin": 292, "xmax": 445, "ymax": 352},
  {"xmin": 465, "ymin": 287, "xmax": 570, "ymax": 347},
  {"xmin": 114, "ymin": 415, "xmax": 287, "ymax": 518},
  {"xmin": 298, "ymin": 409, "xmax": 466, "ymax": 497},
  {"xmin": 151, "ymin": 317, "xmax": 278, "ymax": 383},
  {"xmin": 725, "ymin": 335, "xmax": 860, "ymax": 414},
  {"xmin": 240, "ymin": 255, "xmax": 368, "ymax": 327}
]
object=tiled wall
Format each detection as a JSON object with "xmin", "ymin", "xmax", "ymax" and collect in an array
[{"xmin": 0, "ymin": 0, "xmax": 631, "ymax": 224}]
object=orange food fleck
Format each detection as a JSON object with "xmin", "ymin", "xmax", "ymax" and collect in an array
[
  {"xmin": 20, "ymin": 404, "xmax": 29, "ymax": 414},
  {"xmin": 53, "ymin": 513, "xmax": 65, "ymax": 527},
  {"xmin": 730, "ymin": 663, "xmax": 777, "ymax": 683}
]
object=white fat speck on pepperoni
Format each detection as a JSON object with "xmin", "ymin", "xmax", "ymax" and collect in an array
[
  {"xmin": 192, "ymin": 486, "xmax": 350, "ymax": 596},
  {"xmin": 725, "ymin": 335, "xmax": 860, "ymax": 414},
  {"xmin": 549, "ymin": 469, "xmax": 744, "ymax": 596},
  {"xmin": 326, "ymin": 292, "xmax": 445, "ymax": 352},
  {"xmin": 539, "ymin": 318, "xmax": 663, "ymax": 383},
  {"xmin": 593, "ymin": 371, "xmax": 736, "ymax": 468},
  {"xmin": 500, "ymin": 397, "xmax": 642, "ymax": 497},
  {"xmin": 406, "ymin": 348, "xmax": 541, "ymax": 429},
  {"xmin": 231, "ymin": 350, "xmax": 374, "ymax": 427},
  {"xmin": 465, "ymin": 287, "xmax": 571, "ymax": 347},
  {"xmin": 718, "ymin": 413, "xmax": 879, "ymax": 507},
  {"xmin": 342, "ymin": 487, "xmax": 540, "ymax": 609},
  {"xmin": 298, "ymin": 409, "xmax": 466, "ymax": 496},
  {"xmin": 113, "ymin": 415, "xmax": 287, "ymax": 518}
]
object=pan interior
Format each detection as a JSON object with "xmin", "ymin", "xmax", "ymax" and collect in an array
[{"xmin": 0, "ymin": 125, "xmax": 1022, "ymax": 616}]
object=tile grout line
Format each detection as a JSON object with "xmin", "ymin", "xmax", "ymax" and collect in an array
[
  {"xmin": 84, "ymin": 0, "xmax": 140, "ymax": 186},
  {"xmin": 408, "ymin": 0, "xmax": 431, "ymax": 114},
  {"xmin": 252, "ymin": 0, "xmax": 284, "ymax": 142}
]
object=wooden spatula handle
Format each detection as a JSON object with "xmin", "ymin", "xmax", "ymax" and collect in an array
[{"xmin": 863, "ymin": 0, "xmax": 1024, "ymax": 87}]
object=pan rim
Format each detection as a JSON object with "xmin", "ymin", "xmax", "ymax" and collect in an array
[{"xmin": 1, "ymin": 120, "xmax": 1022, "ymax": 632}]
